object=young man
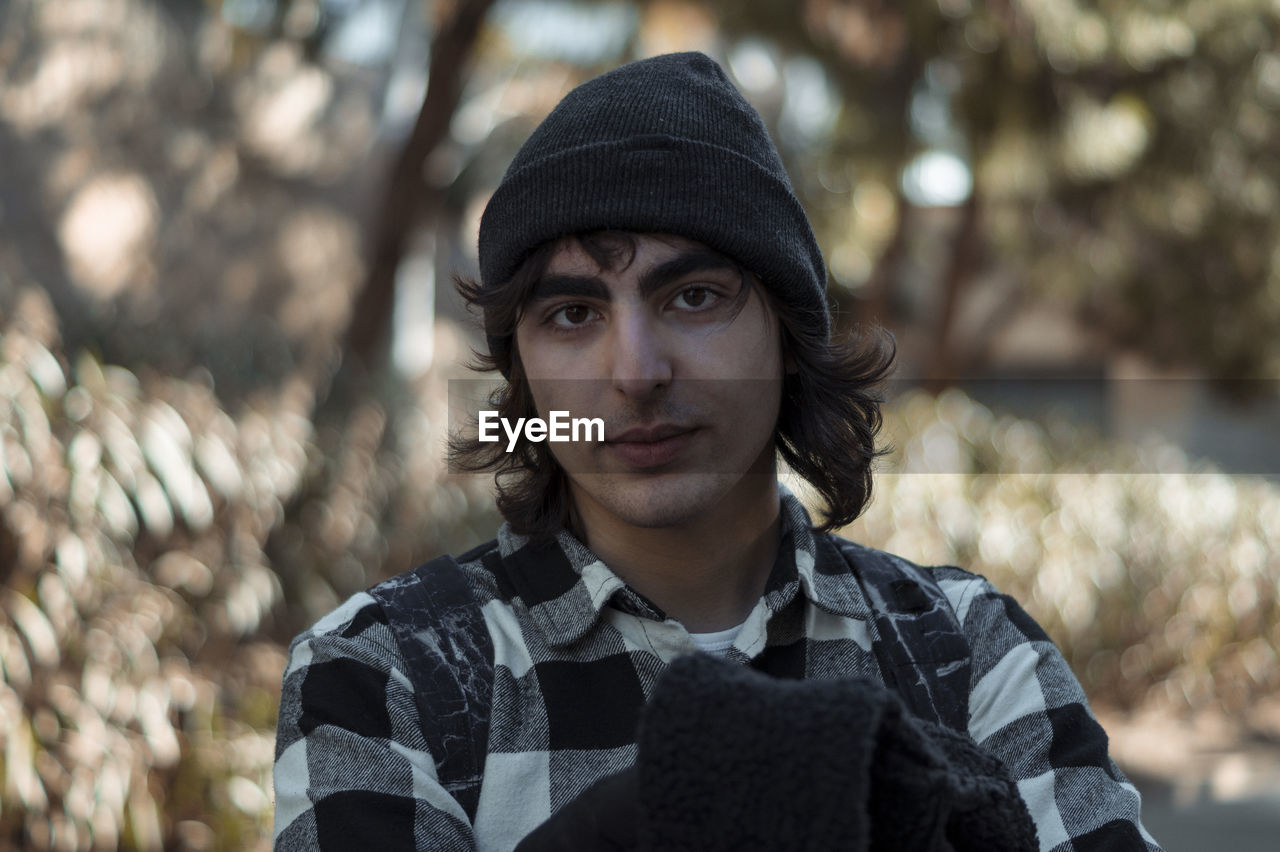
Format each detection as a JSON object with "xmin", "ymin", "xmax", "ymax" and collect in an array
[{"xmin": 274, "ymin": 53, "xmax": 1160, "ymax": 850}]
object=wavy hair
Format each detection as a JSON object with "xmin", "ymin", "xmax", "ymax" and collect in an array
[{"xmin": 449, "ymin": 231, "xmax": 895, "ymax": 541}]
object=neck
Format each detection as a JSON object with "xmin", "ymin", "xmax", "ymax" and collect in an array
[{"xmin": 572, "ymin": 472, "xmax": 783, "ymax": 633}]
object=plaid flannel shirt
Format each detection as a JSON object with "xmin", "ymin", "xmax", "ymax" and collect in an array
[{"xmin": 274, "ymin": 488, "xmax": 1161, "ymax": 851}]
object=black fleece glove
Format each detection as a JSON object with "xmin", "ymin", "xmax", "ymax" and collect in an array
[{"xmin": 516, "ymin": 654, "xmax": 1037, "ymax": 852}]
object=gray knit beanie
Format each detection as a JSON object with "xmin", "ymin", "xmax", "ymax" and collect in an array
[{"xmin": 477, "ymin": 51, "xmax": 830, "ymax": 344}]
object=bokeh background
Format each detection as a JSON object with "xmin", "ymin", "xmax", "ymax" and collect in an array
[{"xmin": 2, "ymin": 0, "xmax": 1279, "ymax": 849}]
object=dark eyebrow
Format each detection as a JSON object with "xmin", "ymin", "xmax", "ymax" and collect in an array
[
  {"xmin": 637, "ymin": 249, "xmax": 742, "ymax": 299},
  {"xmin": 527, "ymin": 275, "xmax": 611, "ymax": 303}
]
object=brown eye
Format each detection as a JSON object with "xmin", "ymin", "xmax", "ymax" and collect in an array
[
  {"xmin": 551, "ymin": 304, "xmax": 593, "ymax": 327},
  {"xmin": 676, "ymin": 287, "xmax": 710, "ymax": 308}
]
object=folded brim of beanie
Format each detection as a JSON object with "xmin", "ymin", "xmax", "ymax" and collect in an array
[
  {"xmin": 480, "ymin": 133, "xmax": 828, "ymax": 330},
  {"xmin": 635, "ymin": 652, "xmax": 1038, "ymax": 852}
]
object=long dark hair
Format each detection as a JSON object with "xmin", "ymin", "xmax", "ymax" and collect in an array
[{"xmin": 449, "ymin": 231, "xmax": 895, "ymax": 541}]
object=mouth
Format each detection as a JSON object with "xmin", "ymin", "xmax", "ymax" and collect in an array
[{"xmin": 604, "ymin": 424, "xmax": 698, "ymax": 468}]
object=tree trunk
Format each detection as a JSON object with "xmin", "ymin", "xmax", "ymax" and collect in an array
[
  {"xmin": 926, "ymin": 188, "xmax": 981, "ymax": 389},
  {"xmin": 342, "ymin": 0, "xmax": 497, "ymax": 368},
  {"xmin": 861, "ymin": 184, "xmax": 911, "ymax": 329}
]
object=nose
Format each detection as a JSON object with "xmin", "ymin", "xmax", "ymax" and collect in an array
[{"xmin": 607, "ymin": 309, "xmax": 673, "ymax": 399}]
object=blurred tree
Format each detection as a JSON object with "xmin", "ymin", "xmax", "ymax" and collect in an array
[
  {"xmin": 343, "ymin": 0, "xmax": 497, "ymax": 367},
  {"xmin": 5, "ymin": 1, "xmax": 1280, "ymax": 848},
  {"xmin": 0, "ymin": 1, "xmax": 500, "ymax": 847},
  {"xmin": 6, "ymin": 0, "xmax": 1279, "ymax": 405},
  {"xmin": 557, "ymin": 0, "xmax": 1280, "ymax": 383},
  {"xmin": 0, "ymin": 0, "xmax": 396, "ymax": 404},
  {"xmin": 931, "ymin": 0, "xmax": 1280, "ymax": 383}
]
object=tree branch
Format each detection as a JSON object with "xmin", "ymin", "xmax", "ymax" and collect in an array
[{"xmin": 342, "ymin": 0, "xmax": 497, "ymax": 368}]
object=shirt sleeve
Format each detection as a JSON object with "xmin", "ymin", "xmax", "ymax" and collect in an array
[
  {"xmin": 944, "ymin": 570, "xmax": 1163, "ymax": 852},
  {"xmin": 273, "ymin": 592, "xmax": 477, "ymax": 851}
]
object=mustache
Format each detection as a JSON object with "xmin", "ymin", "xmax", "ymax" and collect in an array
[
  {"xmin": 521, "ymin": 382, "xmax": 699, "ymax": 424},
  {"xmin": 581, "ymin": 402, "xmax": 703, "ymax": 440},
  {"xmin": 603, "ymin": 407, "xmax": 701, "ymax": 437}
]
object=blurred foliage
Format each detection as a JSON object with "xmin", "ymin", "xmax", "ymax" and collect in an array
[
  {"xmin": 0, "ymin": 291, "xmax": 296, "ymax": 849},
  {"xmin": 642, "ymin": 0, "xmax": 1280, "ymax": 379},
  {"xmin": 5, "ymin": 292, "xmax": 1278, "ymax": 847},
  {"xmin": 8, "ymin": 0, "xmax": 1280, "ymax": 380},
  {"xmin": 842, "ymin": 389, "xmax": 1280, "ymax": 714},
  {"xmin": 0, "ymin": 0, "xmax": 377, "ymax": 403},
  {"xmin": 4, "ymin": 0, "xmax": 1280, "ymax": 848},
  {"xmin": 941, "ymin": 0, "xmax": 1280, "ymax": 380},
  {"xmin": 0, "ymin": 293, "xmax": 496, "ymax": 849}
]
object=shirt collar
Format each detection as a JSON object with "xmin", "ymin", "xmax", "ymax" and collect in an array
[
  {"xmin": 495, "ymin": 483, "xmax": 872, "ymax": 648},
  {"xmin": 769, "ymin": 485, "xmax": 873, "ymax": 621}
]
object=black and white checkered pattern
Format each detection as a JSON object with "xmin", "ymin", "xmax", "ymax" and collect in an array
[{"xmin": 274, "ymin": 489, "xmax": 1162, "ymax": 851}]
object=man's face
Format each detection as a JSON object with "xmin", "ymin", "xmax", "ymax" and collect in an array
[{"xmin": 513, "ymin": 233, "xmax": 785, "ymax": 531}]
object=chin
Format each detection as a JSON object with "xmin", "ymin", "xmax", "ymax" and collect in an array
[{"xmin": 573, "ymin": 471, "xmax": 742, "ymax": 529}]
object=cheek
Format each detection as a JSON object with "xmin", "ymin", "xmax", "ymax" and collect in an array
[
  {"xmin": 697, "ymin": 330, "xmax": 784, "ymax": 382},
  {"xmin": 516, "ymin": 328, "xmax": 597, "ymax": 382},
  {"xmin": 526, "ymin": 378, "xmax": 605, "ymax": 427},
  {"xmin": 699, "ymin": 293, "xmax": 785, "ymax": 379}
]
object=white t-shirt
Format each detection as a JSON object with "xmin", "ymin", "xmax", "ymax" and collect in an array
[{"xmin": 687, "ymin": 622, "xmax": 746, "ymax": 657}]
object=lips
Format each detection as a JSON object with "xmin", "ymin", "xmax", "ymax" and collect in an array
[{"xmin": 604, "ymin": 424, "xmax": 698, "ymax": 468}]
